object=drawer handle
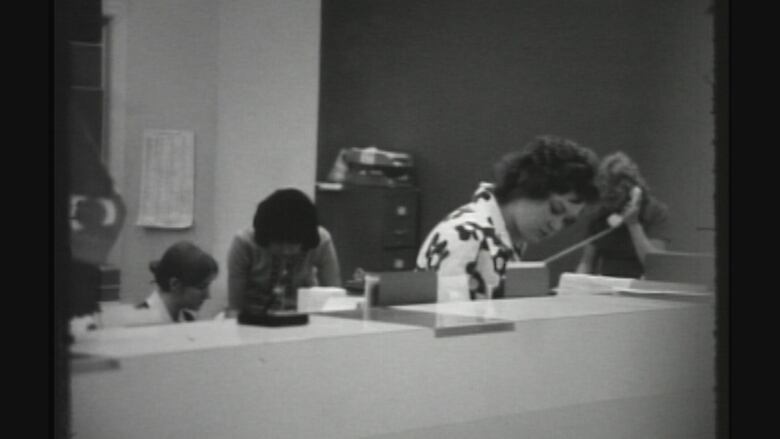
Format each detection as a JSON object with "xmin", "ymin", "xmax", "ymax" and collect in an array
[
  {"xmin": 395, "ymin": 206, "xmax": 408, "ymax": 216},
  {"xmin": 393, "ymin": 259, "xmax": 405, "ymax": 269},
  {"xmin": 392, "ymin": 229, "xmax": 409, "ymax": 236}
]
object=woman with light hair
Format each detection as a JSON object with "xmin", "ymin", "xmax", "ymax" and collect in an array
[{"xmin": 576, "ymin": 151, "xmax": 670, "ymax": 278}]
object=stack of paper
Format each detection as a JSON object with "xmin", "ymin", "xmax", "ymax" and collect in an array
[
  {"xmin": 555, "ymin": 273, "xmax": 713, "ymax": 298},
  {"xmin": 296, "ymin": 287, "xmax": 363, "ymax": 312},
  {"xmin": 613, "ymin": 279, "xmax": 712, "ymax": 297},
  {"xmin": 555, "ymin": 273, "xmax": 634, "ymax": 295}
]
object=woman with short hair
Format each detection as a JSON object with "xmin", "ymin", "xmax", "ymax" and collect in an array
[{"xmin": 227, "ymin": 188, "xmax": 341, "ymax": 313}]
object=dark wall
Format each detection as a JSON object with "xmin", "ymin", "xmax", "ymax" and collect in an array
[{"xmin": 318, "ymin": 0, "xmax": 712, "ymax": 281}]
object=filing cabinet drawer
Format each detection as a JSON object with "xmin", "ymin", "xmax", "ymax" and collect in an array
[
  {"xmin": 317, "ymin": 185, "xmax": 421, "ymax": 282},
  {"xmin": 382, "ymin": 220, "xmax": 416, "ymax": 248},
  {"xmin": 380, "ymin": 248, "xmax": 418, "ymax": 271},
  {"xmin": 382, "ymin": 191, "xmax": 418, "ymax": 247}
]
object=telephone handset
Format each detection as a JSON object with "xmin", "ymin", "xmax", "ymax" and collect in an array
[
  {"xmin": 607, "ymin": 186, "xmax": 642, "ymax": 228},
  {"xmin": 544, "ymin": 187, "xmax": 642, "ymax": 263}
]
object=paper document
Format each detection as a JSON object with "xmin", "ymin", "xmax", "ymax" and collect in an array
[
  {"xmin": 627, "ymin": 279, "xmax": 711, "ymax": 293},
  {"xmin": 610, "ymin": 286, "xmax": 714, "ymax": 302},
  {"xmin": 321, "ymin": 296, "xmax": 365, "ymax": 312},
  {"xmin": 610, "ymin": 279, "xmax": 712, "ymax": 298},
  {"xmin": 610, "ymin": 287, "xmax": 712, "ymax": 297},
  {"xmin": 297, "ymin": 287, "xmax": 360, "ymax": 312},
  {"xmin": 555, "ymin": 273, "xmax": 712, "ymax": 297},
  {"xmin": 554, "ymin": 273, "xmax": 634, "ymax": 295},
  {"xmin": 136, "ymin": 129, "xmax": 195, "ymax": 228}
]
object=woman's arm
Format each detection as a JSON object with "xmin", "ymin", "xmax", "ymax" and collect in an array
[
  {"xmin": 576, "ymin": 244, "xmax": 596, "ymax": 273},
  {"xmin": 416, "ymin": 224, "xmax": 485, "ymax": 302},
  {"xmin": 226, "ymin": 235, "xmax": 253, "ymax": 311},
  {"xmin": 315, "ymin": 234, "xmax": 342, "ymax": 287},
  {"xmin": 622, "ymin": 199, "xmax": 668, "ymax": 264},
  {"xmin": 626, "ymin": 223, "xmax": 667, "ymax": 263}
]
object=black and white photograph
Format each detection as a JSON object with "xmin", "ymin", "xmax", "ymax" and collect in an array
[{"xmin": 55, "ymin": 0, "xmax": 728, "ymax": 437}]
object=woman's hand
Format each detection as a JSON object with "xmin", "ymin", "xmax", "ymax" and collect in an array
[{"xmin": 620, "ymin": 187, "xmax": 642, "ymax": 225}]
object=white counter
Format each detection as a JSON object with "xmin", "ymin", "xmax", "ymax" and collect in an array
[{"xmin": 70, "ymin": 295, "xmax": 716, "ymax": 439}]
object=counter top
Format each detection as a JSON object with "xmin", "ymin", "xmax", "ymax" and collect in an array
[
  {"xmin": 71, "ymin": 294, "xmax": 710, "ymax": 360},
  {"xmin": 70, "ymin": 294, "xmax": 716, "ymax": 439}
]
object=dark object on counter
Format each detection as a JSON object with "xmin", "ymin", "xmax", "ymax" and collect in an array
[{"xmin": 238, "ymin": 304, "xmax": 309, "ymax": 327}]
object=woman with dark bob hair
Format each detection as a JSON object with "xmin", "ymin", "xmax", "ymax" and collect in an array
[
  {"xmin": 416, "ymin": 135, "xmax": 599, "ymax": 302},
  {"xmin": 227, "ymin": 188, "xmax": 341, "ymax": 312},
  {"xmin": 137, "ymin": 241, "xmax": 219, "ymax": 323}
]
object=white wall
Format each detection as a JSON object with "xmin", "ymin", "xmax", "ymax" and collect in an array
[
  {"xmin": 114, "ymin": 0, "xmax": 220, "ymax": 303},
  {"xmin": 110, "ymin": 0, "xmax": 321, "ymax": 316},
  {"xmin": 631, "ymin": 0, "xmax": 715, "ymax": 254},
  {"xmin": 207, "ymin": 0, "xmax": 321, "ymax": 316}
]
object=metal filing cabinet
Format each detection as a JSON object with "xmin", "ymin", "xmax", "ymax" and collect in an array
[{"xmin": 316, "ymin": 185, "xmax": 420, "ymax": 282}]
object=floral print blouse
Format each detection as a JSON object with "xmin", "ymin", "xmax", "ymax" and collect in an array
[{"xmin": 416, "ymin": 183, "xmax": 520, "ymax": 302}]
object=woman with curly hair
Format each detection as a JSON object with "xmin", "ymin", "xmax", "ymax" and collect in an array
[
  {"xmin": 576, "ymin": 151, "xmax": 670, "ymax": 278},
  {"xmin": 416, "ymin": 135, "xmax": 600, "ymax": 302}
]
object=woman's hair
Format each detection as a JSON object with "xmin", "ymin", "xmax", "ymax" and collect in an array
[
  {"xmin": 252, "ymin": 188, "xmax": 321, "ymax": 250},
  {"xmin": 493, "ymin": 135, "xmax": 600, "ymax": 204},
  {"xmin": 149, "ymin": 241, "xmax": 219, "ymax": 291},
  {"xmin": 596, "ymin": 151, "xmax": 649, "ymax": 210}
]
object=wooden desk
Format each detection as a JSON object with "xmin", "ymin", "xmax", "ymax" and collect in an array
[{"xmin": 70, "ymin": 295, "xmax": 715, "ymax": 439}]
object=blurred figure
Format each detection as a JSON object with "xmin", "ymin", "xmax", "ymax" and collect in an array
[
  {"xmin": 67, "ymin": 100, "xmax": 126, "ymax": 329},
  {"xmin": 576, "ymin": 151, "xmax": 670, "ymax": 278}
]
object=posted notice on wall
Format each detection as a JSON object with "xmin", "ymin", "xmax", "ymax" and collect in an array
[{"xmin": 136, "ymin": 129, "xmax": 195, "ymax": 229}]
